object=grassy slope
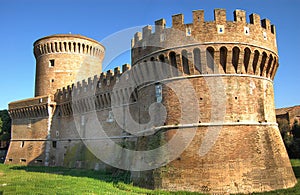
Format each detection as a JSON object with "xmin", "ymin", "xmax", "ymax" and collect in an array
[{"xmin": 0, "ymin": 160, "xmax": 299, "ymax": 194}]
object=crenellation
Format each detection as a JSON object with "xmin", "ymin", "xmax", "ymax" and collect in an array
[
  {"xmin": 155, "ymin": 19, "xmax": 166, "ymax": 34},
  {"xmin": 122, "ymin": 63, "xmax": 131, "ymax": 72},
  {"xmin": 214, "ymin": 8, "xmax": 227, "ymax": 23},
  {"xmin": 249, "ymin": 13, "xmax": 261, "ymax": 26},
  {"xmin": 233, "ymin": 9, "xmax": 246, "ymax": 23},
  {"xmin": 261, "ymin": 18, "xmax": 271, "ymax": 31},
  {"xmin": 172, "ymin": 13, "xmax": 184, "ymax": 29},
  {"xmin": 143, "ymin": 25, "xmax": 152, "ymax": 39},
  {"xmin": 192, "ymin": 10, "xmax": 204, "ymax": 24}
]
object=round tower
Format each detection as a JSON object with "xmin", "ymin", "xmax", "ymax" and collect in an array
[
  {"xmin": 33, "ymin": 34, "xmax": 105, "ymax": 97},
  {"xmin": 130, "ymin": 9, "xmax": 297, "ymax": 193}
]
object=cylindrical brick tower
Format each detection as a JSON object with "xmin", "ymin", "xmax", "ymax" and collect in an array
[
  {"xmin": 130, "ymin": 9, "xmax": 297, "ymax": 194},
  {"xmin": 33, "ymin": 34, "xmax": 105, "ymax": 97}
]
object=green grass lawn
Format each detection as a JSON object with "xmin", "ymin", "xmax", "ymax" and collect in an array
[{"xmin": 0, "ymin": 160, "xmax": 300, "ymax": 194}]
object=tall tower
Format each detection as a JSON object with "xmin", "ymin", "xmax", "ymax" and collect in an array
[
  {"xmin": 6, "ymin": 34, "xmax": 105, "ymax": 166},
  {"xmin": 130, "ymin": 9, "xmax": 297, "ymax": 193},
  {"xmin": 33, "ymin": 34, "xmax": 105, "ymax": 97}
]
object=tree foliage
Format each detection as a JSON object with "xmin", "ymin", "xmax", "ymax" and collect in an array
[
  {"xmin": 0, "ymin": 118, "xmax": 2, "ymax": 134},
  {"xmin": 0, "ymin": 109, "xmax": 11, "ymax": 141},
  {"xmin": 277, "ymin": 118, "xmax": 300, "ymax": 159}
]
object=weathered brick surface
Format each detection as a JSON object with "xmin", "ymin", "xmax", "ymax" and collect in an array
[
  {"xmin": 34, "ymin": 34, "xmax": 105, "ymax": 97},
  {"xmin": 5, "ymin": 9, "xmax": 297, "ymax": 194}
]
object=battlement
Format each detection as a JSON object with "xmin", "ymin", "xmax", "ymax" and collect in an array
[
  {"xmin": 55, "ymin": 64, "xmax": 131, "ymax": 104},
  {"xmin": 8, "ymin": 96, "xmax": 51, "ymax": 119},
  {"xmin": 132, "ymin": 9, "xmax": 277, "ymax": 60},
  {"xmin": 130, "ymin": 9, "xmax": 279, "ymax": 80},
  {"xmin": 34, "ymin": 34, "xmax": 105, "ymax": 58}
]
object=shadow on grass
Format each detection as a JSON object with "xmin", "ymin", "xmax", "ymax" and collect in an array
[
  {"xmin": 293, "ymin": 166, "xmax": 300, "ymax": 179},
  {"xmin": 10, "ymin": 165, "xmax": 131, "ymax": 184}
]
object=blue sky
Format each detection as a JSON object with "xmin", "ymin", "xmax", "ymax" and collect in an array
[{"xmin": 0, "ymin": 0, "xmax": 299, "ymax": 110}]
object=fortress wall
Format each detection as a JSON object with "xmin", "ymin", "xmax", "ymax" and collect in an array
[
  {"xmin": 6, "ymin": 96, "xmax": 51, "ymax": 165},
  {"xmin": 46, "ymin": 64, "xmax": 138, "ymax": 169},
  {"xmin": 132, "ymin": 75, "xmax": 296, "ymax": 193},
  {"xmin": 154, "ymin": 125, "xmax": 295, "ymax": 193},
  {"xmin": 5, "ymin": 8, "xmax": 297, "ymax": 194}
]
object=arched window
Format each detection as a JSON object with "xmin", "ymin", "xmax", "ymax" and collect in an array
[
  {"xmin": 169, "ymin": 51, "xmax": 177, "ymax": 76},
  {"xmin": 47, "ymin": 43, "xmax": 51, "ymax": 53},
  {"xmin": 266, "ymin": 54, "xmax": 273, "ymax": 77},
  {"xmin": 232, "ymin": 47, "xmax": 240, "ymax": 73},
  {"xmin": 59, "ymin": 42, "xmax": 62, "ymax": 52},
  {"xmin": 50, "ymin": 42, "xmax": 54, "ymax": 53},
  {"xmin": 193, "ymin": 48, "xmax": 201, "ymax": 73},
  {"xmin": 44, "ymin": 44, "xmax": 48, "ymax": 53},
  {"xmin": 86, "ymin": 45, "xmax": 89, "ymax": 54},
  {"xmin": 220, "ymin": 46, "xmax": 227, "ymax": 73},
  {"xmin": 68, "ymin": 42, "xmax": 72, "ymax": 52},
  {"xmin": 270, "ymin": 57, "xmax": 277, "ymax": 79},
  {"xmin": 55, "ymin": 42, "xmax": 58, "ymax": 52},
  {"xmin": 182, "ymin": 50, "xmax": 190, "ymax": 75},
  {"xmin": 260, "ymin": 52, "xmax": 267, "ymax": 76},
  {"xmin": 78, "ymin": 43, "xmax": 81, "ymax": 53},
  {"xmin": 159, "ymin": 54, "xmax": 165, "ymax": 62},
  {"xmin": 244, "ymin": 48, "xmax": 251, "ymax": 73},
  {"xmin": 206, "ymin": 47, "xmax": 214, "ymax": 73},
  {"xmin": 150, "ymin": 57, "xmax": 155, "ymax": 61},
  {"xmin": 73, "ymin": 42, "xmax": 76, "ymax": 52},
  {"xmin": 253, "ymin": 50, "xmax": 260, "ymax": 74},
  {"xmin": 63, "ymin": 42, "xmax": 67, "ymax": 52}
]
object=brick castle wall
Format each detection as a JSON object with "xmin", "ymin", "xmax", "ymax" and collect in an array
[{"xmin": 5, "ymin": 8, "xmax": 297, "ymax": 194}]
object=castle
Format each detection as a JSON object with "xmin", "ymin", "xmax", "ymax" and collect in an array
[{"xmin": 5, "ymin": 9, "xmax": 297, "ymax": 194}]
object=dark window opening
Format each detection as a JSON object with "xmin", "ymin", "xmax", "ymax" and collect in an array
[
  {"xmin": 232, "ymin": 47, "xmax": 240, "ymax": 73},
  {"xmin": 253, "ymin": 50, "xmax": 260, "ymax": 74},
  {"xmin": 159, "ymin": 54, "xmax": 165, "ymax": 62},
  {"xmin": 193, "ymin": 48, "xmax": 201, "ymax": 73},
  {"xmin": 52, "ymin": 141, "xmax": 57, "ymax": 148},
  {"xmin": 169, "ymin": 51, "xmax": 178, "ymax": 76},
  {"xmin": 49, "ymin": 59, "xmax": 55, "ymax": 67},
  {"xmin": 20, "ymin": 141, "xmax": 24, "ymax": 148},
  {"xmin": 206, "ymin": 47, "xmax": 214, "ymax": 73},
  {"xmin": 20, "ymin": 159, "xmax": 26, "ymax": 162},
  {"xmin": 220, "ymin": 47, "xmax": 227, "ymax": 73},
  {"xmin": 244, "ymin": 48, "xmax": 251, "ymax": 73},
  {"xmin": 260, "ymin": 52, "xmax": 268, "ymax": 76},
  {"xmin": 182, "ymin": 50, "xmax": 190, "ymax": 75}
]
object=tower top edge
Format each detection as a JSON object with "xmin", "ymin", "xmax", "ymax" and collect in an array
[{"xmin": 33, "ymin": 34, "xmax": 104, "ymax": 48}]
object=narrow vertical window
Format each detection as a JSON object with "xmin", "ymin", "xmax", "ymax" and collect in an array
[
  {"xmin": 244, "ymin": 48, "xmax": 251, "ymax": 73},
  {"xmin": 206, "ymin": 47, "xmax": 214, "ymax": 73},
  {"xmin": 266, "ymin": 55, "xmax": 273, "ymax": 78},
  {"xmin": 52, "ymin": 141, "xmax": 57, "ymax": 148},
  {"xmin": 253, "ymin": 50, "xmax": 260, "ymax": 74},
  {"xmin": 220, "ymin": 47, "xmax": 227, "ymax": 73},
  {"xmin": 169, "ymin": 52, "xmax": 177, "ymax": 76},
  {"xmin": 260, "ymin": 52, "xmax": 267, "ymax": 76},
  {"xmin": 20, "ymin": 141, "xmax": 25, "ymax": 148},
  {"xmin": 182, "ymin": 50, "xmax": 190, "ymax": 75},
  {"xmin": 49, "ymin": 59, "xmax": 55, "ymax": 67},
  {"xmin": 193, "ymin": 48, "xmax": 201, "ymax": 73},
  {"xmin": 232, "ymin": 47, "xmax": 240, "ymax": 73}
]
